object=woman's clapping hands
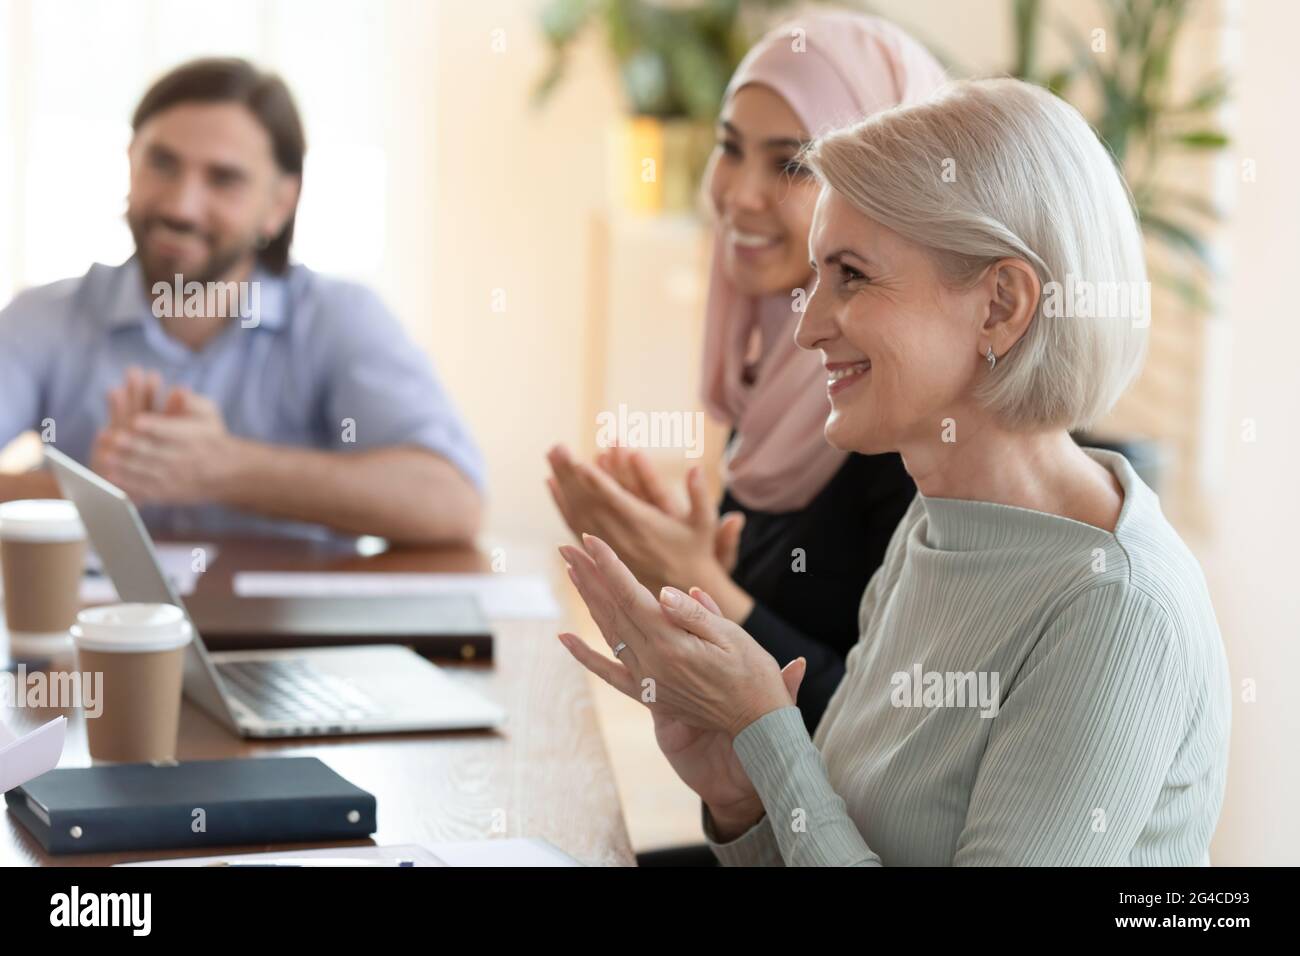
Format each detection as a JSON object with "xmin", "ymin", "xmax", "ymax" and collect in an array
[{"xmin": 556, "ymin": 533, "xmax": 805, "ymax": 833}]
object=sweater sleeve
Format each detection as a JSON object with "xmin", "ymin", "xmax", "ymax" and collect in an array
[
  {"xmin": 702, "ymin": 802, "xmax": 785, "ymax": 866},
  {"xmin": 711, "ymin": 582, "xmax": 1187, "ymax": 867},
  {"xmin": 722, "ymin": 706, "xmax": 883, "ymax": 866},
  {"xmin": 705, "ymin": 583, "xmax": 878, "ymax": 865},
  {"xmin": 707, "ymin": 500, "xmax": 920, "ymax": 866}
]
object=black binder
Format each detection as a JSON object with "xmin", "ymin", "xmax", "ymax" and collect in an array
[{"xmin": 5, "ymin": 757, "xmax": 377, "ymax": 855}]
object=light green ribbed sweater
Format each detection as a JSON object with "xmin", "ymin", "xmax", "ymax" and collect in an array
[{"xmin": 706, "ymin": 447, "xmax": 1231, "ymax": 866}]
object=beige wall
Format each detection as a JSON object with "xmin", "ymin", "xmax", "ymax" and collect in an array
[
  {"xmin": 1201, "ymin": 0, "xmax": 1300, "ymax": 866},
  {"xmin": 423, "ymin": 2, "xmax": 619, "ymax": 544}
]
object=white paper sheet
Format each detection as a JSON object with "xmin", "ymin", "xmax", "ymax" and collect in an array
[
  {"xmin": 430, "ymin": 838, "xmax": 582, "ymax": 867},
  {"xmin": 115, "ymin": 843, "xmax": 446, "ymax": 867},
  {"xmin": 0, "ymin": 716, "xmax": 66, "ymax": 793},
  {"xmin": 114, "ymin": 838, "xmax": 581, "ymax": 867},
  {"xmin": 232, "ymin": 572, "xmax": 561, "ymax": 620},
  {"xmin": 79, "ymin": 542, "xmax": 216, "ymax": 603}
]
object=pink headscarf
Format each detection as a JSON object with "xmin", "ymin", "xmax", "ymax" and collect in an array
[{"xmin": 701, "ymin": 12, "xmax": 948, "ymax": 512}]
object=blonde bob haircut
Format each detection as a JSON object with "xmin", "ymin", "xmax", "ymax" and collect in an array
[{"xmin": 801, "ymin": 77, "xmax": 1149, "ymax": 431}]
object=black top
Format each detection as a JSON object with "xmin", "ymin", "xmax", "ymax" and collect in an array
[{"xmin": 721, "ymin": 450, "xmax": 916, "ymax": 734}]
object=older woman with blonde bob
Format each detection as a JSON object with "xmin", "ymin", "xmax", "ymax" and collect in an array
[{"xmin": 557, "ymin": 77, "xmax": 1231, "ymax": 866}]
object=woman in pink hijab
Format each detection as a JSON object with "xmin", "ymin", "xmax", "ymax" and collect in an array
[{"xmin": 548, "ymin": 11, "xmax": 947, "ymax": 734}]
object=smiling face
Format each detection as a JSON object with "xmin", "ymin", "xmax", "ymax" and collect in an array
[
  {"xmin": 126, "ymin": 101, "xmax": 298, "ymax": 287},
  {"xmin": 796, "ymin": 187, "xmax": 990, "ymax": 455},
  {"xmin": 706, "ymin": 84, "xmax": 820, "ymax": 296}
]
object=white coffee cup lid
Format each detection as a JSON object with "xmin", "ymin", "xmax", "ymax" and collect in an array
[
  {"xmin": 71, "ymin": 603, "xmax": 193, "ymax": 653},
  {"xmin": 0, "ymin": 498, "xmax": 86, "ymax": 542}
]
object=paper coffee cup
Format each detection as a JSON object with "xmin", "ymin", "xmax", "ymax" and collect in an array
[
  {"xmin": 71, "ymin": 603, "xmax": 193, "ymax": 764},
  {"xmin": 0, "ymin": 499, "xmax": 87, "ymax": 658}
]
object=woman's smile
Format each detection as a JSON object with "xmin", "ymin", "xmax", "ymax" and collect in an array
[
  {"xmin": 826, "ymin": 359, "xmax": 871, "ymax": 396},
  {"xmin": 728, "ymin": 226, "xmax": 784, "ymax": 262}
]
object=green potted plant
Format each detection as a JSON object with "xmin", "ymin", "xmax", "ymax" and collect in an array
[
  {"xmin": 1006, "ymin": 0, "xmax": 1231, "ymax": 494},
  {"xmin": 1010, "ymin": 0, "xmax": 1230, "ymax": 307},
  {"xmin": 534, "ymin": 0, "xmax": 799, "ymax": 213}
]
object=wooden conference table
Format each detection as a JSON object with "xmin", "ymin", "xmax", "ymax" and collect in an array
[{"xmin": 0, "ymin": 537, "xmax": 635, "ymax": 867}]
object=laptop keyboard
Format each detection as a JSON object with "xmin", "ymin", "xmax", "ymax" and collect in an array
[{"xmin": 215, "ymin": 658, "xmax": 386, "ymax": 725}]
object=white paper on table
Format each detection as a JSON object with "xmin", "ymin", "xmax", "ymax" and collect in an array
[
  {"xmin": 113, "ymin": 838, "xmax": 582, "ymax": 867},
  {"xmin": 115, "ymin": 843, "xmax": 447, "ymax": 867},
  {"xmin": 79, "ymin": 542, "xmax": 216, "ymax": 603},
  {"xmin": 429, "ymin": 838, "xmax": 582, "ymax": 867},
  {"xmin": 0, "ymin": 716, "xmax": 66, "ymax": 793},
  {"xmin": 232, "ymin": 572, "xmax": 561, "ymax": 620}
]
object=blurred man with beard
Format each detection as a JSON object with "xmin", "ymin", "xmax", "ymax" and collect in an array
[{"xmin": 0, "ymin": 59, "xmax": 483, "ymax": 544}]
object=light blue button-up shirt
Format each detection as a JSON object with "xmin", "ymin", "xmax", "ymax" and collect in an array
[{"xmin": 0, "ymin": 258, "xmax": 485, "ymax": 540}]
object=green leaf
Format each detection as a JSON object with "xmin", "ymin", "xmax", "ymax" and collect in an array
[
  {"xmin": 531, "ymin": 54, "xmax": 568, "ymax": 108},
  {"xmin": 1180, "ymin": 72, "xmax": 1233, "ymax": 112},
  {"xmin": 1140, "ymin": 210, "xmax": 1216, "ymax": 269},
  {"xmin": 1171, "ymin": 129, "xmax": 1230, "ymax": 149},
  {"xmin": 664, "ymin": 32, "xmax": 731, "ymax": 120},
  {"xmin": 538, "ymin": 0, "xmax": 597, "ymax": 43},
  {"xmin": 1145, "ymin": 187, "xmax": 1225, "ymax": 221},
  {"xmin": 1045, "ymin": 68, "xmax": 1075, "ymax": 97},
  {"xmin": 1148, "ymin": 265, "xmax": 1216, "ymax": 313},
  {"xmin": 621, "ymin": 49, "xmax": 673, "ymax": 115},
  {"xmin": 1012, "ymin": 0, "xmax": 1044, "ymax": 79}
]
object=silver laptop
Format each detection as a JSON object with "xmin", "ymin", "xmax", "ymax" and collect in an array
[{"xmin": 45, "ymin": 447, "xmax": 506, "ymax": 738}]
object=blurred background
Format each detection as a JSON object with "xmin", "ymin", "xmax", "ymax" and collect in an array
[{"xmin": 1, "ymin": 0, "xmax": 1295, "ymax": 862}]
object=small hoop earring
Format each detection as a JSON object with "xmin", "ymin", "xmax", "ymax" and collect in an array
[{"xmin": 986, "ymin": 346, "xmax": 997, "ymax": 371}]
